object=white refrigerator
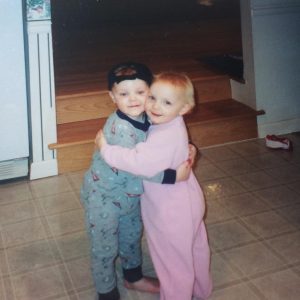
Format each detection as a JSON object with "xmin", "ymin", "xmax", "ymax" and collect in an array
[{"xmin": 0, "ymin": 1, "xmax": 29, "ymax": 180}]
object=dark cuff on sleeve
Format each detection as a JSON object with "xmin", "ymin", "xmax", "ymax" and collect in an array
[{"xmin": 162, "ymin": 169, "xmax": 176, "ymax": 184}]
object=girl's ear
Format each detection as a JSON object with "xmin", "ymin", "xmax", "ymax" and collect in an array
[
  {"xmin": 109, "ymin": 91, "xmax": 116, "ymax": 103},
  {"xmin": 179, "ymin": 103, "xmax": 192, "ymax": 116}
]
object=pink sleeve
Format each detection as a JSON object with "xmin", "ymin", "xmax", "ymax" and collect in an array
[{"xmin": 101, "ymin": 132, "xmax": 174, "ymax": 178}]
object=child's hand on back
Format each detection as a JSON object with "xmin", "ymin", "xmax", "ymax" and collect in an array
[
  {"xmin": 176, "ymin": 160, "xmax": 192, "ymax": 181},
  {"xmin": 95, "ymin": 129, "xmax": 107, "ymax": 150},
  {"xmin": 188, "ymin": 143, "xmax": 197, "ymax": 166},
  {"xmin": 176, "ymin": 143, "xmax": 198, "ymax": 182}
]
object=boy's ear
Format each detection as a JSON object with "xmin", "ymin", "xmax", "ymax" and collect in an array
[
  {"xmin": 109, "ymin": 91, "xmax": 116, "ymax": 103},
  {"xmin": 179, "ymin": 104, "xmax": 192, "ymax": 116}
]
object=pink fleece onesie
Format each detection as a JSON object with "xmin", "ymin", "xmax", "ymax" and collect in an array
[{"xmin": 101, "ymin": 116, "xmax": 213, "ymax": 300}]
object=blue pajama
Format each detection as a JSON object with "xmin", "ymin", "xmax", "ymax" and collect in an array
[
  {"xmin": 80, "ymin": 110, "xmax": 163, "ymax": 293},
  {"xmin": 82, "ymin": 182, "xmax": 143, "ymax": 293}
]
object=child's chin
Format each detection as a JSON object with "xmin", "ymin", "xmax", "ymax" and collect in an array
[
  {"xmin": 150, "ymin": 118, "xmax": 162, "ymax": 125},
  {"xmin": 128, "ymin": 111, "xmax": 144, "ymax": 118}
]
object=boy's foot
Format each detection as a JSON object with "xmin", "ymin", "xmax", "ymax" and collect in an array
[
  {"xmin": 98, "ymin": 287, "xmax": 120, "ymax": 300},
  {"xmin": 124, "ymin": 276, "xmax": 160, "ymax": 293}
]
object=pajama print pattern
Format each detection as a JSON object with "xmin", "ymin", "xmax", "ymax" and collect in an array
[{"xmin": 81, "ymin": 110, "xmax": 171, "ymax": 294}]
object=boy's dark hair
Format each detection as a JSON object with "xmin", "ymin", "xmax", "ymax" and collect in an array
[{"xmin": 107, "ymin": 62, "xmax": 153, "ymax": 90}]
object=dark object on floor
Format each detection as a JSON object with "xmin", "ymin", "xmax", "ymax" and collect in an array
[{"xmin": 200, "ymin": 54, "xmax": 244, "ymax": 81}]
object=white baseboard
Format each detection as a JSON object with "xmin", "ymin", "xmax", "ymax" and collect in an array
[
  {"xmin": 30, "ymin": 159, "xmax": 58, "ymax": 180},
  {"xmin": 258, "ymin": 117, "xmax": 300, "ymax": 138}
]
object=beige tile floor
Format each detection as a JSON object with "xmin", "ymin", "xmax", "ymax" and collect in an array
[{"xmin": 1, "ymin": 133, "xmax": 300, "ymax": 300}]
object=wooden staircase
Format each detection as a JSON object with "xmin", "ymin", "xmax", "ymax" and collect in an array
[
  {"xmin": 49, "ymin": 67, "xmax": 263, "ymax": 174},
  {"xmin": 49, "ymin": 18, "xmax": 264, "ymax": 174}
]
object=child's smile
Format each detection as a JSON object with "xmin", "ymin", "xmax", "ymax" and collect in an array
[
  {"xmin": 109, "ymin": 79, "xmax": 149, "ymax": 119},
  {"xmin": 146, "ymin": 81, "xmax": 191, "ymax": 124}
]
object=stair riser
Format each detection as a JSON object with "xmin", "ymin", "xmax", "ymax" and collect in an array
[
  {"xmin": 193, "ymin": 77, "xmax": 231, "ymax": 103},
  {"xmin": 188, "ymin": 116, "xmax": 258, "ymax": 148},
  {"xmin": 56, "ymin": 76, "xmax": 231, "ymax": 124},
  {"xmin": 56, "ymin": 92, "xmax": 113, "ymax": 124},
  {"xmin": 56, "ymin": 143, "xmax": 94, "ymax": 174},
  {"xmin": 56, "ymin": 116, "xmax": 257, "ymax": 174}
]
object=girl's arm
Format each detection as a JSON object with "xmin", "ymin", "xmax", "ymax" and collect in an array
[
  {"xmin": 104, "ymin": 119, "xmax": 181, "ymax": 183},
  {"xmin": 99, "ymin": 122, "xmax": 193, "ymax": 183},
  {"xmin": 143, "ymin": 143, "xmax": 197, "ymax": 183},
  {"xmin": 96, "ymin": 129, "xmax": 182, "ymax": 178}
]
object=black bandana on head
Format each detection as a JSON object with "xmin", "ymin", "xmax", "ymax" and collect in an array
[{"xmin": 107, "ymin": 62, "xmax": 153, "ymax": 90}]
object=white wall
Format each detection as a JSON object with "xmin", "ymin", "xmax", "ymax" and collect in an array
[
  {"xmin": 231, "ymin": 0, "xmax": 256, "ymax": 109},
  {"xmin": 252, "ymin": 0, "xmax": 300, "ymax": 136},
  {"xmin": 233, "ymin": 0, "xmax": 300, "ymax": 137}
]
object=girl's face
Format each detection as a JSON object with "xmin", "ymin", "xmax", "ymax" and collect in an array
[
  {"xmin": 109, "ymin": 79, "xmax": 149, "ymax": 119},
  {"xmin": 146, "ymin": 81, "xmax": 191, "ymax": 125}
]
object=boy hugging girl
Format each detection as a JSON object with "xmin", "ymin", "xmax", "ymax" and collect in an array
[{"xmin": 81, "ymin": 62, "xmax": 212, "ymax": 300}]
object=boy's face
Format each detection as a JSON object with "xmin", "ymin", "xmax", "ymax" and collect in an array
[
  {"xmin": 109, "ymin": 79, "xmax": 149, "ymax": 119},
  {"xmin": 146, "ymin": 81, "xmax": 191, "ymax": 125}
]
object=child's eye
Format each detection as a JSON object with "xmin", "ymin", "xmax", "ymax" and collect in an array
[
  {"xmin": 119, "ymin": 92, "xmax": 127, "ymax": 96},
  {"xmin": 164, "ymin": 100, "xmax": 172, "ymax": 105},
  {"xmin": 138, "ymin": 90, "xmax": 145, "ymax": 95},
  {"xmin": 148, "ymin": 95, "xmax": 155, "ymax": 101}
]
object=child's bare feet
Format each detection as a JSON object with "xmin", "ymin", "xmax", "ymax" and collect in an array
[{"xmin": 124, "ymin": 276, "xmax": 160, "ymax": 293}]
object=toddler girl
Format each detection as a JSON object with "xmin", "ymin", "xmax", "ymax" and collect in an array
[{"xmin": 96, "ymin": 72, "xmax": 213, "ymax": 300}]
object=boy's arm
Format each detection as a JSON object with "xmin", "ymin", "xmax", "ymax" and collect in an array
[{"xmin": 141, "ymin": 169, "xmax": 176, "ymax": 184}]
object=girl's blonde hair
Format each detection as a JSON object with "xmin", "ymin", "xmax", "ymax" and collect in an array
[{"xmin": 152, "ymin": 72, "xmax": 195, "ymax": 110}]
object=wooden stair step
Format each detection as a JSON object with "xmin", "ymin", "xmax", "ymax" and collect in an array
[
  {"xmin": 55, "ymin": 59, "xmax": 231, "ymax": 96},
  {"xmin": 49, "ymin": 99, "xmax": 264, "ymax": 174},
  {"xmin": 185, "ymin": 99, "xmax": 264, "ymax": 124},
  {"xmin": 54, "ymin": 99, "xmax": 262, "ymax": 145},
  {"xmin": 56, "ymin": 73, "xmax": 232, "ymax": 124},
  {"xmin": 56, "ymin": 91, "xmax": 113, "ymax": 124},
  {"xmin": 186, "ymin": 99, "xmax": 264, "ymax": 147},
  {"xmin": 54, "ymin": 118, "xmax": 106, "ymax": 147}
]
